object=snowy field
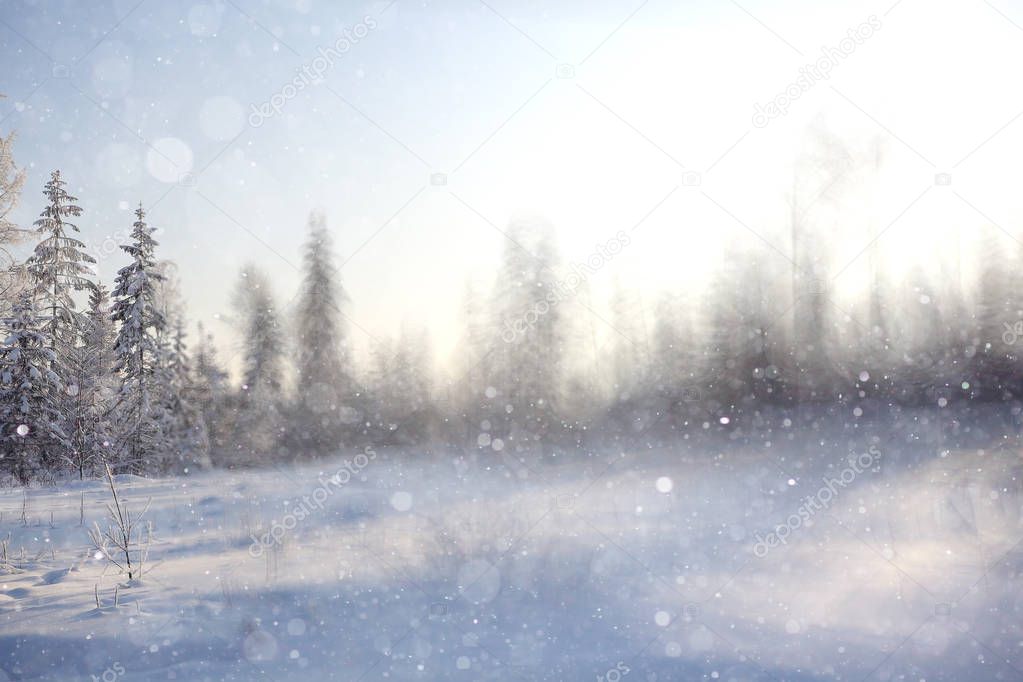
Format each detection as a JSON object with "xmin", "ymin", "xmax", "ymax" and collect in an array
[{"xmin": 1, "ymin": 420, "xmax": 1022, "ymax": 681}]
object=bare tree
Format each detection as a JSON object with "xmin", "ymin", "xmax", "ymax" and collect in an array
[{"xmin": 88, "ymin": 464, "xmax": 152, "ymax": 584}]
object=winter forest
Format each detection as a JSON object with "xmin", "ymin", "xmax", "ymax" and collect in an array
[
  {"xmin": 3, "ymin": 1, "xmax": 1023, "ymax": 681},
  {"xmin": 5, "ymin": 157, "xmax": 1023, "ymax": 482}
]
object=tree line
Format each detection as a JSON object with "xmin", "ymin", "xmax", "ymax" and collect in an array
[
  {"xmin": 2, "ymin": 124, "xmax": 1021, "ymax": 483},
  {"xmin": 0, "ymin": 168, "xmax": 428, "ymax": 481}
]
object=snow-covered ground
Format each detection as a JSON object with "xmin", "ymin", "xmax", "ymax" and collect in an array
[{"xmin": 1, "ymin": 428, "xmax": 1022, "ymax": 681}]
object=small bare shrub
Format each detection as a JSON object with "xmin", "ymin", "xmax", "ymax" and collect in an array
[{"xmin": 87, "ymin": 464, "xmax": 152, "ymax": 583}]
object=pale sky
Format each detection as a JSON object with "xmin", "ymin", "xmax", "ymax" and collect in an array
[{"xmin": 3, "ymin": 0, "xmax": 1023, "ymax": 370}]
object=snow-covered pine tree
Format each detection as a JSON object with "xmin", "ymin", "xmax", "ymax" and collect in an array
[
  {"xmin": 369, "ymin": 327, "xmax": 434, "ymax": 446},
  {"xmin": 292, "ymin": 212, "xmax": 358, "ymax": 456},
  {"xmin": 230, "ymin": 265, "xmax": 284, "ymax": 464},
  {"xmin": 144, "ymin": 263, "xmax": 208, "ymax": 471},
  {"xmin": 65, "ymin": 285, "xmax": 116, "ymax": 478},
  {"xmin": 489, "ymin": 219, "xmax": 565, "ymax": 455},
  {"xmin": 157, "ymin": 317, "xmax": 209, "ymax": 472},
  {"xmin": 24, "ymin": 171, "xmax": 100, "ymax": 475},
  {"xmin": 193, "ymin": 322, "xmax": 229, "ymax": 455},
  {"xmin": 0, "ymin": 292, "xmax": 67, "ymax": 482},
  {"xmin": 109, "ymin": 204, "xmax": 166, "ymax": 474},
  {"xmin": 26, "ymin": 170, "xmax": 97, "ymax": 348}
]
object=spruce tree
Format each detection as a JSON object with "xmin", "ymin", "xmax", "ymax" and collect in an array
[
  {"xmin": 66, "ymin": 285, "xmax": 116, "ymax": 478},
  {"xmin": 24, "ymin": 171, "xmax": 99, "ymax": 473},
  {"xmin": 157, "ymin": 318, "xmax": 209, "ymax": 471},
  {"xmin": 231, "ymin": 265, "xmax": 284, "ymax": 463},
  {"xmin": 0, "ymin": 293, "xmax": 67, "ymax": 482},
  {"xmin": 370, "ymin": 329, "xmax": 434, "ymax": 446},
  {"xmin": 109, "ymin": 204, "xmax": 166, "ymax": 473},
  {"xmin": 26, "ymin": 170, "xmax": 97, "ymax": 348},
  {"xmin": 489, "ymin": 220, "xmax": 564, "ymax": 455},
  {"xmin": 193, "ymin": 322, "xmax": 229, "ymax": 455},
  {"xmin": 292, "ymin": 212, "xmax": 356, "ymax": 455}
]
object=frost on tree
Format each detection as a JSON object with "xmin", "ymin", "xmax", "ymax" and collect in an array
[
  {"xmin": 66, "ymin": 285, "xmax": 116, "ymax": 478},
  {"xmin": 291, "ymin": 212, "xmax": 359, "ymax": 455},
  {"xmin": 192, "ymin": 322, "xmax": 229, "ymax": 453},
  {"xmin": 486, "ymin": 219, "xmax": 565, "ymax": 454},
  {"xmin": 144, "ymin": 261, "xmax": 210, "ymax": 472},
  {"xmin": 24, "ymin": 170, "xmax": 101, "ymax": 475},
  {"xmin": 0, "ymin": 293, "xmax": 67, "ymax": 482},
  {"xmin": 369, "ymin": 329, "xmax": 434, "ymax": 446},
  {"xmin": 157, "ymin": 318, "xmax": 210, "ymax": 471},
  {"xmin": 229, "ymin": 265, "xmax": 284, "ymax": 464},
  {"xmin": 109, "ymin": 204, "xmax": 166, "ymax": 474},
  {"xmin": 26, "ymin": 170, "xmax": 97, "ymax": 348}
]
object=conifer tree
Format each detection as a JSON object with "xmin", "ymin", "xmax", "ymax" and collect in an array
[
  {"xmin": 0, "ymin": 293, "xmax": 66, "ymax": 482},
  {"xmin": 157, "ymin": 318, "xmax": 209, "ymax": 471},
  {"xmin": 489, "ymin": 220, "xmax": 564, "ymax": 454},
  {"xmin": 109, "ymin": 204, "xmax": 166, "ymax": 473},
  {"xmin": 292, "ymin": 213, "xmax": 356, "ymax": 455},
  {"xmin": 65, "ymin": 285, "xmax": 116, "ymax": 478},
  {"xmin": 24, "ymin": 171, "xmax": 99, "ymax": 471},
  {"xmin": 26, "ymin": 170, "xmax": 96, "ymax": 348},
  {"xmin": 230, "ymin": 265, "xmax": 284, "ymax": 463},
  {"xmin": 193, "ymin": 322, "xmax": 229, "ymax": 454},
  {"xmin": 370, "ymin": 329, "xmax": 434, "ymax": 445}
]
